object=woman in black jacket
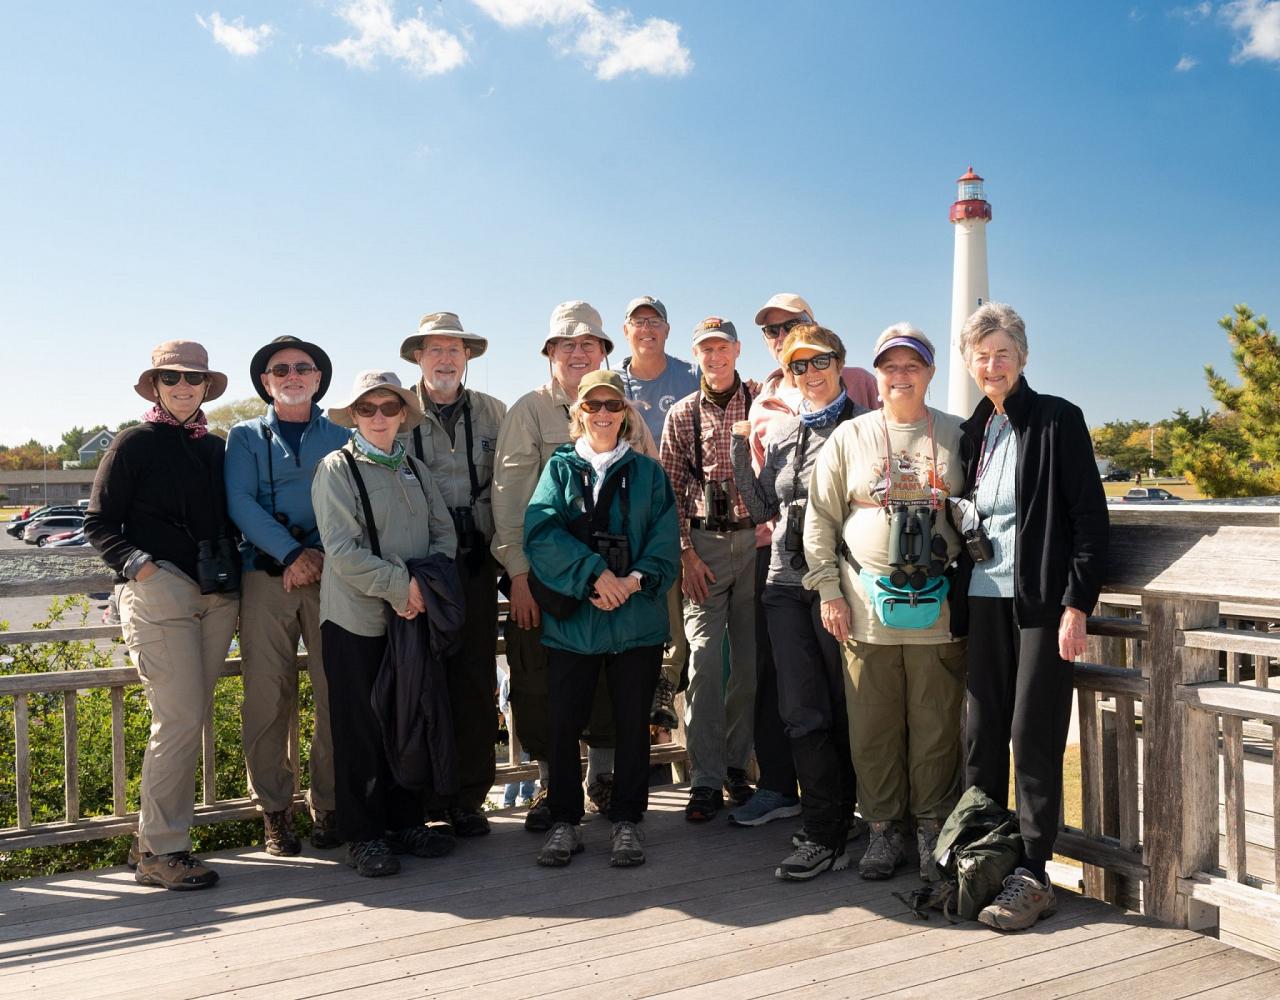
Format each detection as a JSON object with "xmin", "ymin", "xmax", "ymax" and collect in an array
[
  {"xmin": 956, "ymin": 303, "xmax": 1109, "ymax": 931},
  {"xmin": 85, "ymin": 341, "xmax": 240, "ymax": 891}
]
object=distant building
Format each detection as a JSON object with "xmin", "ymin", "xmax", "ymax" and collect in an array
[
  {"xmin": 78, "ymin": 429, "xmax": 115, "ymax": 465},
  {"xmin": 0, "ymin": 469, "xmax": 97, "ymax": 505}
]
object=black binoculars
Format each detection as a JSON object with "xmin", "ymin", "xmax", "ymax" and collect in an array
[
  {"xmin": 450, "ymin": 505, "xmax": 489, "ymax": 569},
  {"xmin": 592, "ymin": 530, "xmax": 631, "ymax": 577},
  {"xmin": 702, "ymin": 480, "xmax": 733, "ymax": 531},
  {"xmin": 886, "ymin": 504, "xmax": 947, "ymax": 589},
  {"xmin": 197, "ymin": 535, "xmax": 240, "ymax": 595},
  {"xmin": 258, "ymin": 512, "xmax": 307, "ymax": 577},
  {"xmin": 783, "ymin": 503, "xmax": 807, "ymax": 571}
]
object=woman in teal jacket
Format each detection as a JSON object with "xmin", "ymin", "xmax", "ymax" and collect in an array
[{"xmin": 524, "ymin": 370, "xmax": 678, "ymax": 870}]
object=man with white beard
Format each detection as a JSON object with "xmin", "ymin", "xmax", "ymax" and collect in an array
[
  {"xmin": 402, "ymin": 312, "xmax": 508, "ymax": 837},
  {"xmin": 227, "ymin": 335, "xmax": 352, "ymax": 855}
]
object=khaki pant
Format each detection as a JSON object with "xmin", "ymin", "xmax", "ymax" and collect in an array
[
  {"xmin": 682, "ymin": 528, "xmax": 757, "ymax": 789},
  {"xmin": 660, "ymin": 566, "xmax": 687, "ymax": 688},
  {"xmin": 239, "ymin": 570, "xmax": 334, "ymax": 814},
  {"xmin": 842, "ymin": 637, "xmax": 966, "ymax": 825},
  {"xmin": 120, "ymin": 569, "xmax": 239, "ymax": 856}
]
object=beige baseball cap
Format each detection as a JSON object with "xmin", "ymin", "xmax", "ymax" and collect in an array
[
  {"xmin": 399, "ymin": 311, "xmax": 488, "ymax": 363},
  {"xmin": 541, "ymin": 300, "xmax": 614, "ymax": 356},
  {"xmin": 754, "ymin": 293, "xmax": 815, "ymax": 326}
]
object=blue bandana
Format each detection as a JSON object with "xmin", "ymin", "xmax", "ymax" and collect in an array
[{"xmin": 799, "ymin": 390, "xmax": 848, "ymax": 429}]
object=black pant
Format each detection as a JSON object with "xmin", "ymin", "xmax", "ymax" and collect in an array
[
  {"xmin": 448, "ymin": 553, "xmax": 499, "ymax": 811},
  {"xmin": 321, "ymin": 621, "xmax": 425, "ymax": 842},
  {"xmin": 965, "ymin": 596, "xmax": 1074, "ymax": 861},
  {"xmin": 752, "ymin": 548, "xmax": 797, "ymax": 796},
  {"xmin": 764, "ymin": 584, "xmax": 856, "ymax": 848},
  {"xmin": 547, "ymin": 645, "xmax": 662, "ymax": 825}
]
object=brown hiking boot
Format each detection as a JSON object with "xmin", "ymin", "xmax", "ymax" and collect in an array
[
  {"xmin": 135, "ymin": 851, "xmax": 220, "ymax": 890},
  {"xmin": 916, "ymin": 818, "xmax": 943, "ymax": 881},
  {"xmin": 979, "ymin": 868, "xmax": 1058, "ymax": 931},
  {"xmin": 263, "ymin": 809, "xmax": 301, "ymax": 857},
  {"xmin": 310, "ymin": 808, "xmax": 341, "ymax": 849}
]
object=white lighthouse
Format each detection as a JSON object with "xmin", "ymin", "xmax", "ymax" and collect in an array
[{"xmin": 946, "ymin": 167, "xmax": 993, "ymax": 416}]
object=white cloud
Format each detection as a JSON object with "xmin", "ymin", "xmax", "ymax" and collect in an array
[
  {"xmin": 195, "ymin": 12, "xmax": 275, "ymax": 57},
  {"xmin": 322, "ymin": 0, "xmax": 468, "ymax": 77},
  {"xmin": 470, "ymin": 0, "xmax": 692, "ymax": 80},
  {"xmin": 1175, "ymin": 53, "xmax": 1200, "ymax": 69},
  {"xmin": 1223, "ymin": 0, "xmax": 1280, "ymax": 61},
  {"xmin": 1171, "ymin": 2, "xmax": 1213, "ymax": 21}
]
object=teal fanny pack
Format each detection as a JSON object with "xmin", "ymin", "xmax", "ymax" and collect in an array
[{"xmin": 858, "ymin": 569, "xmax": 950, "ymax": 630}]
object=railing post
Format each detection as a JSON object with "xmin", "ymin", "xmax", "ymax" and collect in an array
[{"xmin": 1142, "ymin": 594, "xmax": 1219, "ymax": 927}]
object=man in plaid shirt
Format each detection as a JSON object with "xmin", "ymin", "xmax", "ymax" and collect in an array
[{"xmin": 659, "ymin": 317, "xmax": 758, "ymax": 822}]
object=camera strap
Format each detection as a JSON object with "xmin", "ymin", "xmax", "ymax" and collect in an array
[
  {"xmin": 789, "ymin": 397, "xmax": 857, "ymax": 503},
  {"xmin": 578, "ymin": 460, "xmax": 631, "ymax": 533},
  {"xmin": 412, "ymin": 391, "xmax": 490, "ymax": 508},
  {"xmin": 879, "ymin": 408, "xmax": 941, "ymax": 512},
  {"xmin": 340, "ymin": 448, "xmax": 382, "ymax": 558},
  {"xmin": 261, "ymin": 422, "xmax": 280, "ymax": 520},
  {"xmin": 690, "ymin": 380, "xmax": 752, "ymax": 483}
]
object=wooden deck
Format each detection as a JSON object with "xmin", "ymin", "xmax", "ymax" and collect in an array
[{"xmin": 3, "ymin": 788, "xmax": 1279, "ymax": 999}]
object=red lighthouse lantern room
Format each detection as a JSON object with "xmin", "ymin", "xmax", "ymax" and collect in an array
[{"xmin": 950, "ymin": 166, "xmax": 993, "ymax": 222}]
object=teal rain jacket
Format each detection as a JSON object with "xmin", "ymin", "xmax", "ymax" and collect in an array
[{"xmin": 524, "ymin": 443, "xmax": 679, "ymax": 655}]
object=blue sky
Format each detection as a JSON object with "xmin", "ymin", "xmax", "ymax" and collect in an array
[{"xmin": 2, "ymin": 1, "xmax": 1278, "ymax": 446}]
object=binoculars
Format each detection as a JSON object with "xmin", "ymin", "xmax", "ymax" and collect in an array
[
  {"xmin": 197, "ymin": 535, "xmax": 240, "ymax": 595},
  {"xmin": 886, "ymin": 504, "xmax": 947, "ymax": 589},
  {"xmin": 701, "ymin": 480, "xmax": 733, "ymax": 531}
]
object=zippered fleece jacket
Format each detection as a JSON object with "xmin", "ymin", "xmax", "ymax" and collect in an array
[{"xmin": 524, "ymin": 444, "xmax": 679, "ymax": 655}]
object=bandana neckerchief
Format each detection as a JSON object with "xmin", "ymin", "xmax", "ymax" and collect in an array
[
  {"xmin": 352, "ymin": 430, "xmax": 406, "ymax": 470},
  {"xmin": 701, "ymin": 372, "xmax": 741, "ymax": 409},
  {"xmin": 799, "ymin": 389, "xmax": 849, "ymax": 429},
  {"xmin": 143, "ymin": 404, "xmax": 208, "ymax": 439}
]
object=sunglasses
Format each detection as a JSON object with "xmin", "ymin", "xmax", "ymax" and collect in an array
[
  {"xmin": 762, "ymin": 317, "xmax": 807, "ymax": 340},
  {"xmin": 156, "ymin": 372, "xmax": 209, "ymax": 387},
  {"xmin": 352, "ymin": 399, "xmax": 406, "ymax": 418},
  {"xmin": 581, "ymin": 398, "xmax": 625, "ymax": 414},
  {"xmin": 787, "ymin": 352, "xmax": 837, "ymax": 376},
  {"xmin": 265, "ymin": 362, "xmax": 318, "ymax": 377}
]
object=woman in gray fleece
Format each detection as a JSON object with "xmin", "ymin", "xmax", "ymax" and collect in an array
[{"xmin": 730, "ymin": 325, "xmax": 867, "ymax": 881}]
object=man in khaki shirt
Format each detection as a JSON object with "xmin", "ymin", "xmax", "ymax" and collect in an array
[{"xmin": 401, "ymin": 311, "xmax": 507, "ymax": 837}]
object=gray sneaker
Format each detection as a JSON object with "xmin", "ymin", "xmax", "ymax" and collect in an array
[
  {"xmin": 858, "ymin": 821, "xmax": 906, "ymax": 880},
  {"xmin": 610, "ymin": 820, "xmax": 646, "ymax": 867},
  {"xmin": 916, "ymin": 818, "xmax": 943, "ymax": 881},
  {"xmin": 776, "ymin": 840, "xmax": 851, "ymax": 881},
  {"xmin": 978, "ymin": 868, "xmax": 1057, "ymax": 931},
  {"xmin": 537, "ymin": 822, "xmax": 584, "ymax": 867}
]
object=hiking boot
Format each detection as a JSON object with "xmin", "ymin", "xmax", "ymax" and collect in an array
[
  {"xmin": 916, "ymin": 818, "xmax": 943, "ymax": 881},
  {"xmin": 134, "ymin": 851, "xmax": 220, "ymax": 890},
  {"xmin": 610, "ymin": 820, "xmax": 646, "ymax": 867},
  {"xmin": 729, "ymin": 788, "xmax": 802, "ymax": 827},
  {"xmin": 684, "ymin": 785, "xmax": 723, "ymax": 822},
  {"xmin": 345, "ymin": 839, "xmax": 400, "ymax": 877},
  {"xmin": 386, "ymin": 822, "xmax": 455, "ymax": 858},
  {"xmin": 979, "ymin": 868, "xmax": 1058, "ymax": 931},
  {"xmin": 263, "ymin": 809, "xmax": 301, "ymax": 857},
  {"xmin": 858, "ymin": 821, "xmax": 906, "ymax": 880},
  {"xmin": 585, "ymin": 773, "xmax": 613, "ymax": 816},
  {"xmin": 724, "ymin": 768, "xmax": 754, "ymax": 808},
  {"xmin": 310, "ymin": 808, "xmax": 341, "ymax": 849},
  {"xmin": 524, "ymin": 787, "xmax": 552, "ymax": 832},
  {"xmin": 650, "ymin": 674, "xmax": 679, "ymax": 729},
  {"xmin": 776, "ymin": 839, "xmax": 850, "ymax": 881},
  {"xmin": 537, "ymin": 821, "xmax": 584, "ymax": 867},
  {"xmin": 126, "ymin": 834, "xmax": 142, "ymax": 870},
  {"xmin": 449, "ymin": 807, "xmax": 491, "ymax": 838}
]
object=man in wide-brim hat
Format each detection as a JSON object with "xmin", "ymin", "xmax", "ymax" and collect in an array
[
  {"xmin": 225, "ymin": 335, "xmax": 352, "ymax": 856},
  {"xmin": 399, "ymin": 311, "xmax": 507, "ymax": 838}
]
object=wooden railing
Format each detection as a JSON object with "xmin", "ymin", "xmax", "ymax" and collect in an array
[{"xmin": 0, "ymin": 549, "xmax": 687, "ymax": 851}]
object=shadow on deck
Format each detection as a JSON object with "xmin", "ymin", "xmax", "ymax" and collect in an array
[{"xmin": 3, "ymin": 786, "xmax": 1279, "ymax": 1000}]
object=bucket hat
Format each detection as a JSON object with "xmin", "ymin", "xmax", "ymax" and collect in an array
[
  {"xmin": 541, "ymin": 300, "xmax": 614, "ymax": 356},
  {"xmin": 399, "ymin": 311, "xmax": 489, "ymax": 363},
  {"xmin": 249, "ymin": 335, "xmax": 334, "ymax": 403},
  {"xmin": 134, "ymin": 341, "xmax": 228, "ymax": 403},
  {"xmin": 326, "ymin": 370, "xmax": 425, "ymax": 430}
]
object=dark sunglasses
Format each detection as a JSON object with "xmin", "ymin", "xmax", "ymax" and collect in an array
[
  {"xmin": 352, "ymin": 399, "xmax": 406, "ymax": 418},
  {"xmin": 762, "ymin": 317, "xmax": 806, "ymax": 340},
  {"xmin": 787, "ymin": 352, "xmax": 836, "ymax": 376},
  {"xmin": 265, "ymin": 362, "xmax": 318, "ymax": 377},
  {"xmin": 156, "ymin": 372, "xmax": 208, "ymax": 387},
  {"xmin": 581, "ymin": 398, "xmax": 625, "ymax": 413}
]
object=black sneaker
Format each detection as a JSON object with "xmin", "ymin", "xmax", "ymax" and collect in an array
[
  {"xmin": 525, "ymin": 788, "xmax": 553, "ymax": 832},
  {"xmin": 776, "ymin": 840, "xmax": 850, "ymax": 881},
  {"xmin": 386, "ymin": 822, "xmax": 456, "ymax": 858},
  {"xmin": 345, "ymin": 839, "xmax": 400, "ymax": 877},
  {"xmin": 685, "ymin": 785, "xmax": 724, "ymax": 822},
  {"xmin": 449, "ymin": 807, "xmax": 491, "ymax": 838},
  {"xmin": 724, "ymin": 768, "xmax": 753, "ymax": 808}
]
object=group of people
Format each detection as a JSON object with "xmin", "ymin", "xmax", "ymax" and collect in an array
[{"xmin": 85, "ymin": 293, "xmax": 1108, "ymax": 934}]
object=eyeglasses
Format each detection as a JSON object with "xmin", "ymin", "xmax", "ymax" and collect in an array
[
  {"xmin": 265, "ymin": 362, "xmax": 318, "ymax": 377},
  {"xmin": 581, "ymin": 398, "xmax": 625, "ymax": 414},
  {"xmin": 762, "ymin": 318, "xmax": 806, "ymax": 340},
  {"xmin": 787, "ymin": 352, "xmax": 836, "ymax": 376},
  {"xmin": 628, "ymin": 317, "xmax": 667, "ymax": 329},
  {"xmin": 553, "ymin": 338, "xmax": 602, "ymax": 356},
  {"xmin": 352, "ymin": 399, "xmax": 406, "ymax": 418},
  {"xmin": 156, "ymin": 372, "xmax": 208, "ymax": 387}
]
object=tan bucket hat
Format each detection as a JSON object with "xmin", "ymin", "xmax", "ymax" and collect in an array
[
  {"xmin": 327, "ymin": 370, "xmax": 425, "ymax": 430},
  {"xmin": 541, "ymin": 300, "xmax": 614, "ymax": 356},
  {"xmin": 753, "ymin": 293, "xmax": 815, "ymax": 327},
  {"xmin": 399, "ymin": 311, "xmax": 488, "ymax": 363},
  {"xmin": 134, "ymin": 340, "xmax": 228, "ymax": 403}
]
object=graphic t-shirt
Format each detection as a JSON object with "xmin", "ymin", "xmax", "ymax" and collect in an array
[{"xmin": 614, "ymin": 354, "xmax": 700, "ymax": 444}]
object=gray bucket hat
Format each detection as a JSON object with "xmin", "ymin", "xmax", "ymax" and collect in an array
[
  {"xmin": 327, "ymin": 370, "xmax": 425, "ymax": 430},
  {"xmin": 134, "ymin": 340, "xmax": 228, "ymax": 403},
  {"xmin": 399, "ymin": 311, "xmax": 488, "ymax": 363},
  {"xmin": 541, "ymin": 300, "xmax": 614, "ymax": 356}
]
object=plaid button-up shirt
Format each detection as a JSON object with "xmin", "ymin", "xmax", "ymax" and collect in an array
[{"xmin": 659, "ymin": 381, "xmax": 754, "ymax": 550}]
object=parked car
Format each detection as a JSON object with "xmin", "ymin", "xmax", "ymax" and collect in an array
[
  {"xmin": 1104, "ymin": 468, "xmax": 1132, "ymax": 482},
  {"xmin": 6, "ymin": 506, "xmax": 84, "ymax": 537},
  {"xmin": 1123, "ymin": 487, "xmax": 1180, "ymax": 502},
  {"xmin": 46, "ymin": 529, "xmax": 88, "ymax": 547},
  {"xmin": 24, "ymin": 515, "xmax": 86, "ymax": 545}
]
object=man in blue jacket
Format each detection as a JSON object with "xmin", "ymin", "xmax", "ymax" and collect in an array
[{"xmin": 226, "ymin": 335, "xmax": 351, "ymax": 855}]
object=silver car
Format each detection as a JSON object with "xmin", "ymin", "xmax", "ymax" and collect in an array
[{"xmin": 24, "ymin": 515, "xmax": 86, "ymax": 545}]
